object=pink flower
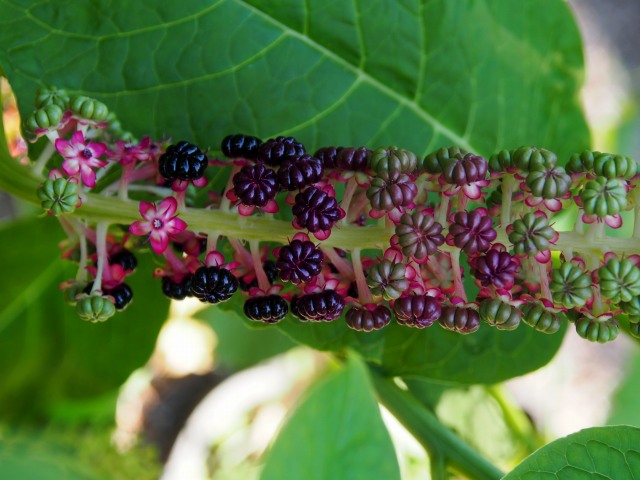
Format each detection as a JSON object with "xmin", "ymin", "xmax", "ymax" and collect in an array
[
  {"xmin": 129, "ymin": 197, "xmax": 188, "ymax": 254},
  {"xmin": 107, "ymin": 137, "xmax": 152, "ymax": 165},
  {"xmin": 55, "ymin": 131, "xmax": 107, "ymax": 187}
]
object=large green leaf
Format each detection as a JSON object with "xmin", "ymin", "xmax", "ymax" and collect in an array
[
  {"xmin": 0, "ymin": 218, "xmax": 169, "ymax": 420},
  {"xmin": 504, "ymin": 426, "xmax": 640, "ymax": 479},
  {"xmin": 0, "ymin": 0, "xmax": 589, "ymax": 384},
  {"xmin": 260, "ymin": 354, "xmax": 401, "ymax": 480}
]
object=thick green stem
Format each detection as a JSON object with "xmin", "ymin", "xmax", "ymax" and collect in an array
[{"xmin": 370, "ymin": 369, "xmax": 503, "ymax": 480}]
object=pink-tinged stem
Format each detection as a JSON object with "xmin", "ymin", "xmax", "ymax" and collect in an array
[
  {"xmin": 175, "ymin": 189, "xmax": 186, "ymax": 210},
  {"xmin": 537, "ymin": 262, "xmax": 552, "ymax": 302},
  {"xmin": 340, "ymin": 178, "xmax": 358, "ymax": 224},
  {"xmin": 220, "ymin": 164, "xmax": 241, "ymax": 212},
  {"xmin": 347, "ymin": 192, "xmax": 369, "ymax": 223},
  {"xmin": 449, "ymin": 249, "xmax": 467, "ymax": 302},
  {"xmin": 118, "ymin": 163, "xmax": 135, "ymax": 200},
  {"xmin": 228, "ymin": 237, "xmax": 253, "ymax": 269},
  {"xmin": 351, "ymin": 249, "xmax": 372, "ymax": 304},
  {"xmin": 322, "ymin": 247, "xmax": 355, "ymax": 279},
  {"xmin": 91, "ymin": 221, "xmax": 109, "ymax": 294},
  {"xmin": 163, "ymin": 247, "xmax": 188, "ymax": 274},
  {"xmin": 206, "ymin": 232, "xmax": 220, "ymax": 256},
  {"xmin": 436, "ymin": 195, "xmax": 451, "ymax": 226},
  {"xmin": 250, "ymin": 240, "xmax": 270, "ymax": 291},
  {"xmin": 456, "ymin": 191, "xmax": 469, "ymax": 212}
]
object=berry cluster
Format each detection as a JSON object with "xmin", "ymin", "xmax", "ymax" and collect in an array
[{"xmin": 25, "ymin": 88, "xmax": 640, "ymax": 343}]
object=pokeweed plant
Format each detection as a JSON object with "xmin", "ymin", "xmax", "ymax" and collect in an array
[{"xmin": 1, "ymin": 0, "xmax": 640, "ymax": 478}]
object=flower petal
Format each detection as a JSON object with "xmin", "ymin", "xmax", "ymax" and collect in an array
[
  {"xmin": 166, "ymin": 217, "xmax": 188, "ymax": 235},
  {"xmin": 129, "ymin": 220, "xmax": 152, "ymax": 236},
  {"xmin": 139, "ymin": 201, "xmax": 156, "ymax": 219},
  {"xmin": 157, "ymin": 196, "xmax": 178, "ymax": 219},
  {"xmin": 150, "ymin": 231, "xmax": 169, "ymax": 254}
]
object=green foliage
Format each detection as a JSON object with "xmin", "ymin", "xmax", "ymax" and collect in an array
[
  {"xmin": 504, "ymin": 426, "xmax": 640, "ymax": 479},
  {"xmin": 261, "ymin": 355, "xmax": 401, "ymax": 480}
]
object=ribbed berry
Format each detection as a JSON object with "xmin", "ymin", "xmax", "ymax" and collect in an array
[
  {"xmin": 395, "ymin": 211, "xmax": 444, "ymax": 261},
  {"xmin": 508, "ymin": 213, "xmax": 556, "ymax": 256},
  {"xmin": 109, "ymin": 283, "xmax": 133, "ymax": 311},
  {"xmin": 393, "ymin": 294, "xmax": 441, "ymax": 328},
  {"xmin": 277, "ymin": 154, "xmax": 324, "ymax": 191},
  {"xmin": 512, "ymin": 146, "xmax": 557, "ymax": 172},
  {"xmin": 239, "ymin": 261, "xmax": 278, "ymax": 291},
  {"xmin": 521, "ymin": 302, "xmax": 562, "ymax": 334},
  {"xmin": 439, "ymin": 305, "xmax": 480, "ymax": 334},
  {"xmin": 526, "ymin": 166, "xmax": 571, "ymax": 199},
  {"xmin": 449, "ymin": 211, "xmax": 497, "ymax": 255},
  {"xmin": 345, "ymin": 305, "xmax": 391, "ymax": 332},
  {"xmin": 313, "ymin": 146, "xmax": 342, "ymax": 169},
  {"xmin": 291, "ymin": 291, "xmax": 345, "ymax": 322},
  {"xmin": 335, "ymin": 147, "xmax": 370, "ymax": 171},
  {"xmin": 550, "ymin": 262, "xmax": 592, "ymax": 308},
  {"xmin": 221, "ymin": 134, "xmax": 262, "ymax": 159},
  {"xmin": 292, "ymin": 187, "xmax": 345, "ymax": 233},
  {"xmin": 276, "ymin": 239, "xmax": 323, "ymax": 284},
  {"xmin": 159, "ymin": 141, "xmax": 207, "ymax": 181},
  {"xmin": 367, "ymin": 171, "xmax": 417, "ymax": 211},
  {"xmin": 233, "ymin": 163, "xmax": 278, "ymax": 207},
  {"xmin": 420, "ymin": 147, "xmax": 468, "ymax": 174},
  {"xmin": 472, "ymin": 250, "xmax": 519, "ymax": 289},
  {"xmin": 162, "ymin": 275, "xmax": 194, "ymax": 300},
  {"xmin": 191, "ymin": 266, "xmax": 238, "ymax": 304},
  {"xmin": 244, "ymin": 295, "xmax": 288, "ymax": 323},
  {"xmin": 441, "ymin": 154, "xmax": 487, "ymax": 186},
  {"xmin": 367, "ymin": 259, "xmax": 409, "ymax": 301},
  {"xmin": 478, "ymin": 299, "xmax": 520, "ymax": 330},
  {"xmin": 110, "ymin": 249, "xmax": 137, "ymax": 272},
  {"xmin": 370, "ymin": 147, "xmax": 417, "ymax": 174},
  {"xmin": 575, "ymin": 316, "xmax": 619, "ymax": 343},
  {"xmin": 258, "ymin": 136, "xmax": 305, "ymax": 166}
]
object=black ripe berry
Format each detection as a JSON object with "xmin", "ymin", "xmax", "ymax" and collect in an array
[
  {"xmin": 161, "ymin": 275, "xmax": 194, "ymax": 300},
  {"xmin": 191, "ymin": 266, "xmax": 238, "ymax": 304},
  {"xmin": 244, "ymin": 295, "xmax": 288, "ymax": 324},
  {"xmin": 159, "ymin": 141, "xmax": 207, "ymax": 181},
  {"xmin": 110, "ymin": 249, "xmax": 137, "ymax": 272},
  {"xmin": 292, "ymin": 187, "xmax": 345, "ymax": 233},
  {"xmin": 313, "ymin": 146, "xmax": 342, "ymax": 169},
  {"xmin": 258, "ymin": 136, "xmax": 305, "ymax": 166},
  {"xmin": 221, "ymin": 134, "xmax": 263, "ymax": 159},
  {"xmin": 291, "ymin": 290, "xmax": 345, "ymax": 322},
  {"xmin": 233, "ymin": 163, "xmax": 278, "ymax": 207},
  {"xmin": 277, "ymin": 155, "xmax": 324, "ymax": 191},
  {"xmin": 110, "ymin": 283, "xmax": 133, "ymax": 311},
  {"xmin": 276, "ymin": 239, "xmax": 323, "ymax": 284}
]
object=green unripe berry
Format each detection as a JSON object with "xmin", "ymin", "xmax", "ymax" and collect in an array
[
  {"xmin": 620, "ymin": 296, "xmax": 640, "ymax": 316},
  {"xmin": 70, "ymin": 95, "xmax": 109, "ymax": 121},
  {"xmin": 508, "ymin": 212, "xmax": 556, "ymax": 256},
  {"xmin": 593, "ymin": 153, "xmax": 637, "ymax": 180},
  {"xmin": 521, "ymin": 302, "xmax": 563, "ymax": 334},
  {"xmin": 34, "ymin": 86, "xmax": 70, "ymax": 109},
  {"xmin": 37, "ymin": 178, "xmax": 79, "ymax": 215},
  {"xmin": 597, "ymin": 258, "xmax": 640, "ymax": 304},
  {"xmin": 567, "ymin": 150, "xmax": 596, "ymax": 175},
  {"xmin": 512, "ymin": 146, "xmax": 557, "ymax": 172},
  {"xmin": 420, "ymin": 146, "xmax": 467, "ymax": 174},
  {"xmin": 370, "ymin": 146, "xmax": 417, "ymax": 174},
  {"xmin": 63, "ymin": 282, "xmax": 88, "ymax": 306},
  {"xmin": 525, "ymin": 166, "xmax": 571, "ymax": 199},
  {"xmin": 574, "ymin": 316, "xmax": 619, "ymax": 343},
  {"xmin": 488, "ymin": 149, "xmax": 515, "ymax": 173},
  {"xmin": 366, "ymin": 259, "xmax": 409, "ymax": 301},
  {"xmin": 76, "ymin": 295, "xmax": 116, "ymax": 323},
  {"xmin": 479, "ymin": 299, "xmax": 521, "ymax": 331},
  {"xmin": 550, "ymin": 262, "xmax": 592, "ymax": 308},
  {"xmin": 580, "ymin": 176, "xmax": 627, "ymax": 217},
  {"xmin": 25, "ymin": 104, "xmax": 63, "ymax": 132}
]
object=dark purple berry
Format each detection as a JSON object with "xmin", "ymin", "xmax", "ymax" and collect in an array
[
  {"xmin": 345, "ymin": 305, "xmax": 391, "ymax": 332},
  {"xmin": 335, "ymin": 147, "xmax": 370, "ymax": 171},
  {"xmin": 110, "ymin": 283, "xmax": 133, "ymax": 311},
  {"xmin": 110, "ymin": 249, "xmax": 137, "ymax": 272},
  {"xmin": 291, "ymin": 291, "xmax": 345, "ymax": 322},
  {"xmin": 292, "ymin": 187, "xmax": 345, "ymax": 233},
  {"xmin": 162, "ymin": 275, "xmax": 194, "ymax": 300},
  {"xmin": 367, "ymin": 171, "xmax": 417, "ymax": 211},
  {"xmin": 277, "ymin": 155, "xmax": 324, "ymax": 191},
  {"xmin": 449, "ymin": 210, "xmax": 497, "ymax": 255},
  {"xmin": 314, "ymin": 146, "xmax": 343, "ymax": 168},
  {"xmin": 159, "ymin": 141, "xmax": 207, "ymax": 181},
  {"xmin": 191, "ymin": 266, "xmax": 238, "ymax": 304},
  {"xmin": 239, "ymin": 261, "xmax": 278, "ymax": 291},
  {"xmin": 276, "ymin": 239, "xmax": 323, "ymax": 284},
  {"xmin": 472, "ymin": 250, "xmax": 519, "ymax": 289},
  {"xmin": 393, "ymin": 294, "xmax": 441, "ymax": 328},
  {"xmin": 439, "ymin": 306, "xmax": 480, "ymax": 334},
  {"xmin": 442, "ymin": 154, "xmax": 487, "ymax": 186},
  {"xmin": 244, "ymin": 295, "xmax": 288, "ymax": 323},
  {"xmin": 258, "ymin": 136, "xmax": 305, "ymax": 166},
  {"xmin": 221, "ymin": 134, "xmax": 262, "ymax": 159},
  {"xmin": 233, "ymin": 163, "xmax": 278, "ymax": 207}
]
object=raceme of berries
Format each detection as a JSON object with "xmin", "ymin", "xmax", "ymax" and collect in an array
[
  {"xmin": 276, "ymin": 239, "xmax": 324, "ymax": 284},
  {"xmin": 244, "ymin": 295, "xmax": 289, "ymax": 324},
  {"xmin": 24, "ymin": 89, "xmax": 640, "ymax": 344}
]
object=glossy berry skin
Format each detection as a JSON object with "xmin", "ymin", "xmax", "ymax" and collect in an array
[
  {"xmin": 109, "ymin": 283, "xmax": 133, "ymax": 311},
  {"xmin": 191, "ymin": 266, "xmax": 238, "ymax": 304},
  {"xmin": 110, "ymin": 249, "xmax": 137, "ymax": 272},
  {"xmin": 420, "ymin": 147, "xmax": 468, "ymax": 174},
  {"xmin": 291, "ymin": 291, "xmax": 345, "ymax": 322},
  {"xmin": 159, "ymin": 141, "xmax": 207, "ymax": 181},
  {"xmin": 367, "ymin": 171, "xmax": 417, "ymax": 211},
  {"xmin": 292, "ymin": 187, "xmax": 345, "ymax": 233},
  {"xmin": 472, "ymin": 250, "xmax": 519, "ymax": 289},
  {"xmin": 441, "ymin": 154, "xmax": 487, "ymax": 186},
  {"xmin": 512, "ymin": 146, "xmax": 557, "ymax": 172},
  {"xmin": 521, "ymin": 302, "xmax": 562, "ymax": 334},
  {"xmin": 580, "ymin": 177, "xmax": 627, "ymax": 217},
  {"xmin": 335, "ymin": 147, "xmax": 370, "ymax": 171},
  {"xmin": 393, "ymin": 294, "xmax": 441, "ymax": 328},
  {"xmin": 508, "ymin": 213, "xmax": 556, "ymax": 256},
  {"xmin": 574, "ymin": 316, "xmax": 619, "ymax": 343},
  {"xmin": 276, "ymin": 239, "xmax": 323, "ymax": 284},
  {"xmin": 478, "ymin": 299, "xmax": 520, "ymax": 330},
  {"xmin": 239, "ymin": 261, "xmax": 278, "ymax": 291},
  {"xmin": 597, "ymin": 258, "xmax": 640, "ymax": 304},
  {"xmin": 370, "ymin": 147, "xmax": 417, "ymax": 174},
  {"xmin": 233, "ymin": 163, "xmax": 278, "ymax": 207},
  {"xmin": 258, "ymin": 136, "xmax": 305, "ymax": 166},
  {"xmin": 367, "ymin": 259, "xmax": 409, "ymax": 300},
  {"xmin": 525, "ymin": 166, "xmax": 571, "ymax": 199},
  {"xmin": 449, "ymin": 210, "xmax": 497, "ymax": 255},
  {"xmin": 162, "ymin": 275, "xmax": 194, "ymax": 300},
  {"xmin": 395, "ymin": 211, "xmax": 444, "ymax": 261},
  {"xmin": 221, "ymin": 134, "xmax": 262, "ymax": 159},
  {"xmin": 314, "ymin": 146, "xmax": 342, "ymax": 168},
  {"xmin": 77, "ymin": 295, "xmax": 116, "ymax": 323},
  {"xmin": 277, "ymin": 155, "xmax": 324, "ymax": 191},
  {"xmin": 550, "ymin": 262, "xmax": 592, "ymax": 308},
  {"xmin": 439, "ymin": 306, "xmax": 480, "ymax": 334},
  {"xmin": 345, "ymin": 305, "xmax": 391, "ymax": 332},
  {"xmin": 244, "ymin": 295, "xmax": 288, "ymax": 324}
]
